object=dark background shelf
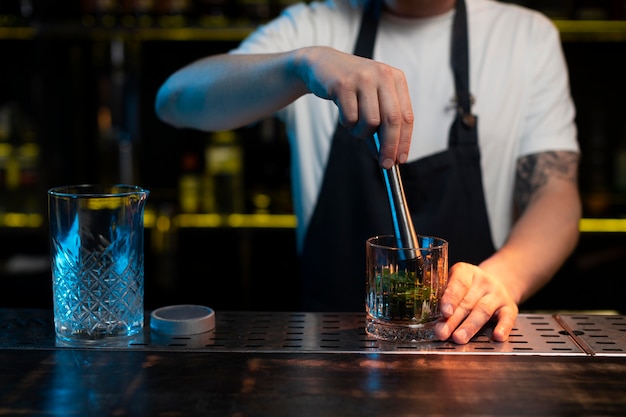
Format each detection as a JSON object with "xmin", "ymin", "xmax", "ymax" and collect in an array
[{"xmin": 1, "ymin": 1, "xmax": 626, "ymax": 313}]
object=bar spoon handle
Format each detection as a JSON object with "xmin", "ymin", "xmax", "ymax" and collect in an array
[{"xmin": 370, "ymin": 133, "xmax": 421, "ymax": 262}]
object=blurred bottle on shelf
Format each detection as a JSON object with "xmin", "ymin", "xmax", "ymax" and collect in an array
[
  {"xmin": 573, "ymin": 0, "xmax": 626, "ymax": 19},
  {"xmin": 80, "ymin": 0, "xmax": 118, "ymax": 27},
  {"xmin": 515, "ymin": 0, "xmax": 626, "ymax": 19},
  {"xmin": 15, "ymin": 123, "xmax": 40, "ymax": 214},
  {"xmin": 131, "ymin": 0, "xmax": 156, "ymax": 26},
  {"xmin": 516, "ymin": 0, "xmax": 574, "ymax": 19},
  {"xmin": 28, "ymin": 0, "xmax": 80, "ymax": 24},
  {"xmin": 615, "ymin": 149, "xmax": 626, "ymax": 194},
  {"xmin": 81, "ymin": 0, "xmax": 159, "ymax": 27},
  {"xmin": 0, "ymin": 0, "xmax": 35, "ymax": 26},
  {"xmin": 179, "ymin": 151, "xmax": 201, "ymax": 213},
  {"xmin": 155, "ymin": 0, "xmax": 191, "ymax": 27},
  {"xmin": 0, "ymin": 104, "xmax": 21, "ymax": 214},
  {"xmin": 614, "ymin": 122, "xmax": 626, "ymax": 195},
  {"xmin": 196, "ymin": 0, "xmax": 239, "ymax": 25},
  {"xmin": 0, "ymin": 0, "xmax": 20, "ymax": 26},
  {"xmin": 0, "ymin": 102, "xmax": 41, "ymax": 215},
  {"xmin": 0, "ymin": 105, "xmax": 12, "ymax": 214},
  {"xmin": 239, "ymin": 0, "xmax": 272, "ymax": 23},
  {"xmin": 573, "ymin": 0, "xmax": 609, "ymax": 19},
  {"xmin": 203, "ymin": 130, "xmax": 244, "ymax": 214}
]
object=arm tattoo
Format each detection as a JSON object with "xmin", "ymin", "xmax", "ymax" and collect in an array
[{"xmin": 514, "ymin": 151, "xmax": 579, "ymax": 215}]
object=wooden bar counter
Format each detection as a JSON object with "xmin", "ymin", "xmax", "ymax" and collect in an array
[{"xmin": 1, "ymin": 309, "xmax": 625, "ymax": 416}]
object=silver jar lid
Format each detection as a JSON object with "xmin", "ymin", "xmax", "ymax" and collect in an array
[{"xmin": 150, "ymin": 304, "xmax": 216, "ymax": 335}]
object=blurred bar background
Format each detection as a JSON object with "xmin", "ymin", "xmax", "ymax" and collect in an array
[{"xmin": 0, "ymin": 0, "xmax": 625, "ymax": 313}]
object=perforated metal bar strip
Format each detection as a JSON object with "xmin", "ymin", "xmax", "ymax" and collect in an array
[
  {"xmin": 556, "ymin": 314, "xmax": 626, "ymax": 356},
  {"xmin": 1, "ymin": 309, "xmax": 625, "ymax": 356}
]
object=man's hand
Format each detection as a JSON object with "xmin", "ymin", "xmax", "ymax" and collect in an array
[
  {"xmin": 293, "ymin": 46, "xmax": 414, "ymax": 168},
  {"xmin": 434, "ymin": 262, "xmax": 519, "ymax": 344}
]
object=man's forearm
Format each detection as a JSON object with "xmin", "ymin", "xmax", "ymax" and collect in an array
[
  {"xmin": 480, "ymin": 150, "xmax": 582, "ymax": 304},
  {"xmin": 155, "ymin": 52, "xmax": 306, "ymax": 131},
  {"xmin": 481, "ymin": 184, "xmax": 581, "ymax": 305}
]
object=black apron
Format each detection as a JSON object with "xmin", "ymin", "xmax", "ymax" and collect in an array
[{"xmin": 300, "ymin": 0, "xmax": 496, "ymax": 311}]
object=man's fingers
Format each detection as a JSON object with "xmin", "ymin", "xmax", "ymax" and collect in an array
[{"xmin": 492, "ymin": 305, "xmax": 518, "ymax": 342}]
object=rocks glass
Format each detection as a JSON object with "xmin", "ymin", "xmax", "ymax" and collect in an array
[{"xmin": 366, "ymin": 235, "xmax": 448, "ymax": 342}]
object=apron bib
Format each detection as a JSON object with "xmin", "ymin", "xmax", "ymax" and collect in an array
[{"xmin": 300, "ymin": 0, "xmax": 495, "ymax": 311}]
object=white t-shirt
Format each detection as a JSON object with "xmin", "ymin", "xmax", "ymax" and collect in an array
[{"xmin": 231, "ymin": 0, "xmax": 579, "ymax": 252}]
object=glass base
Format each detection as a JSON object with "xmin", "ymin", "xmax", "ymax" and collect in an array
[
  {"xmin": 366, "ymin": 317, "xmax": 438, "ymax": 343},
  {"xmin": 55, "ymin": 328, "xmax": 145, "ymax": 348}
]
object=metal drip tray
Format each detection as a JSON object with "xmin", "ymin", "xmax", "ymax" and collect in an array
[
  {"xmin": 169, "ymin": 312, "xmax": 586, "ymax": 356},
  {"xmin": 1, "ymin": 309, "xmax": 625, "ymax": 356}
]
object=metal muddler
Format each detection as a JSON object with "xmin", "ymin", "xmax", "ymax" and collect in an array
[{"xmin": 370, "ymin": 132, "xmax": 422, "ymax": 263}]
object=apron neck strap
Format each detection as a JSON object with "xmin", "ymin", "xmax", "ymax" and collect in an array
[
  {"xmin": 355, "ymin": 0, "xmax": 473, "ymax": 121},
  {"xmin": 451, "ymin": 0, "xmax": 473, "ymax": 121},
  {"xmin": 354, "ymin": 0, "xmax": 381, "ymax": 58}
]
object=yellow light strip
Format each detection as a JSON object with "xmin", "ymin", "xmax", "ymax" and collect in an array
[
  {"xmin": 2, "ymin": 20, "xmax": 626, "ymax": 43},
  {"xmin": 2, "ymin": 214, "xmax": 626, "ymax": 233},
  {"xmin": 579, "ymin": 218, "xmax": 626, "ymax": 233},
  {"xmin": 0, "ymin": 213, "xmax": 44, "ymax": 228},
  {"xmin": 554, "ymin": 20, "xmax": 626, "ymax": 41},
  {"xmin": 0, "ymin": 27, "xmax": 35, "ymax": 40},
  {"xmin": 175, "ymin": 213, "xmax": 223, "ymax": 228},
  {"xmin": 174, "ymin": 213, "xmax": 297, "ymax": 229},
  {"xmin": 151, "ymin": 215, "xmax": 626, "ymax": 232},
  {"xmin": 135, "ymin": 27, "xmax": 254, "ymax": 42},
  {"xmin": 554, "ymin": 20, "xmax": 626, "ymax": 34},
  {"xmin": 226, "ymin": 214, "xmax": 297, "ymax": 228}
]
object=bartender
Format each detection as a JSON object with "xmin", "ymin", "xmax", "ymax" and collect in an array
[{"xmin": 155, "ymin": 0, "xmax": 581, "ymax": 344}]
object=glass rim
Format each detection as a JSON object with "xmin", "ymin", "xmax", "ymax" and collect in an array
[
  {"xmin": 48, "ymin": 184, "xmax": 149, "ymax": 198},
  {"xmin": 367, "ymin": 234, "xmax": 448, "ymax": 250}
]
